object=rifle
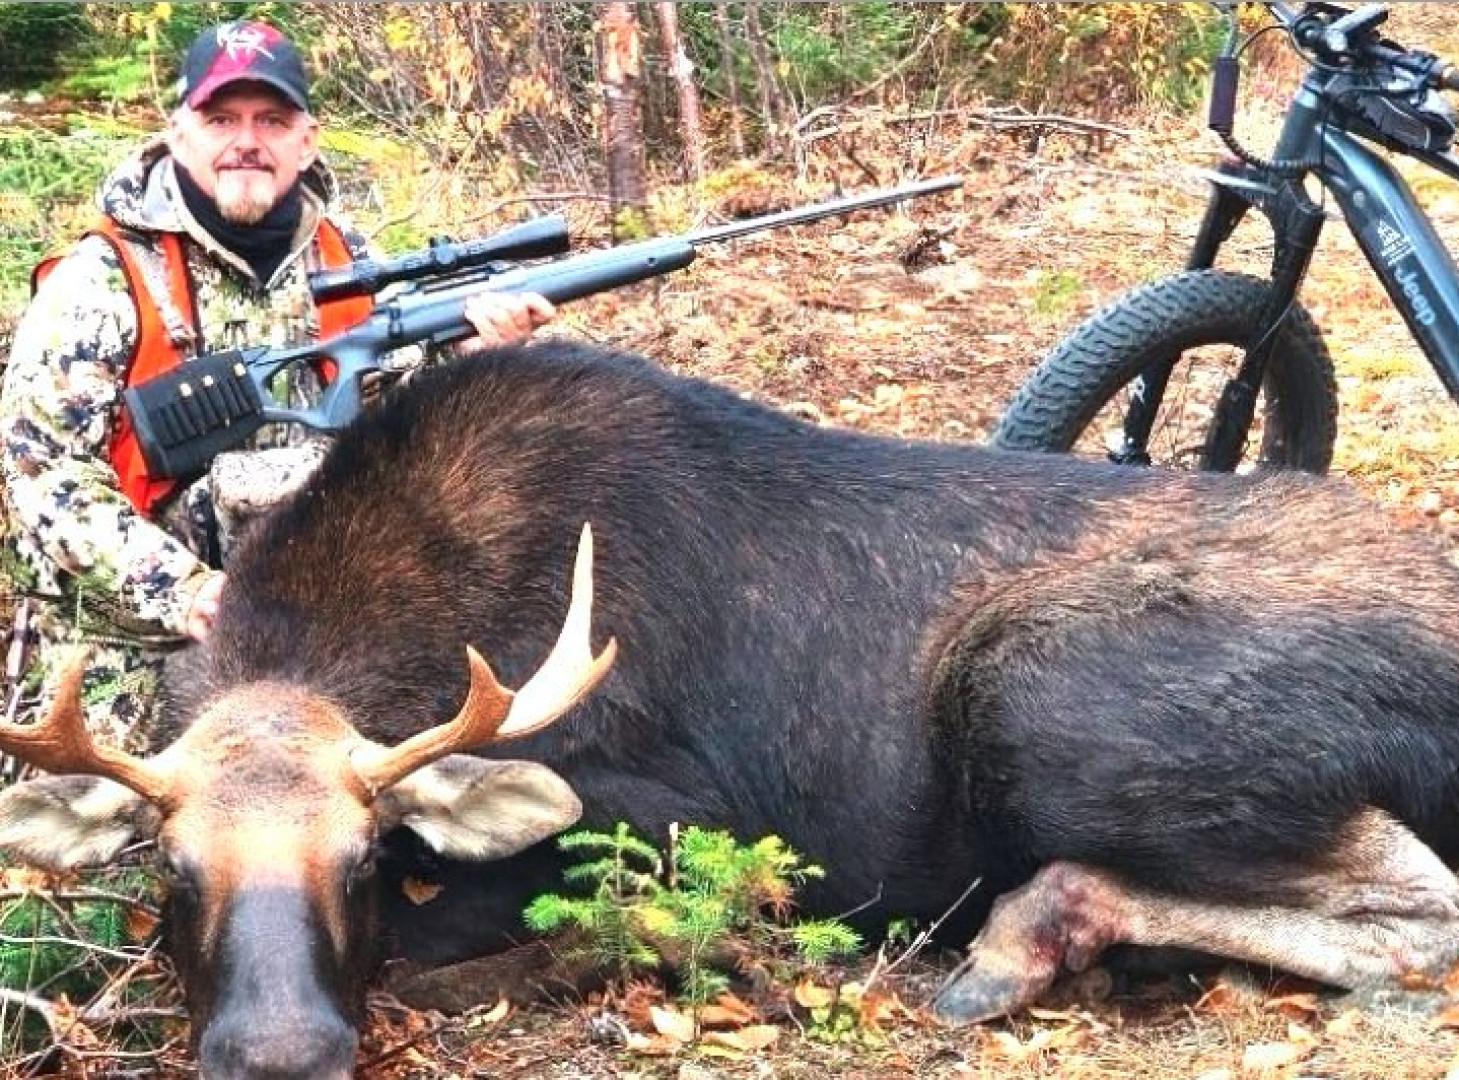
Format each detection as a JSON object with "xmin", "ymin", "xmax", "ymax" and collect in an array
[{"xmin": 123, "ymin": 174, "xmax": 963, "ymax": 484}]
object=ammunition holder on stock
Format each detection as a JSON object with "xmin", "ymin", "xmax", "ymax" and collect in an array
[{"xmin": 122, "ymin": 348, "xmax": 267, "ymax": 482}]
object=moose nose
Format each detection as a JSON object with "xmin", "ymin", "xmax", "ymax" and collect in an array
[{"xmin": 198, "ymin": 1012, "xmax": 357, "ymax": 1080}]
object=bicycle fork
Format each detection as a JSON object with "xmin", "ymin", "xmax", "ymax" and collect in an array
[{"xmin": 1117, "ymin": 161, "xmax": 1326, "ymax": 469}]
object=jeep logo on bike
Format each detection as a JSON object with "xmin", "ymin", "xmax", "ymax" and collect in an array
[{"xmin": 1394, "ymin": 264, "xmax": 1438, "ymax": 328}]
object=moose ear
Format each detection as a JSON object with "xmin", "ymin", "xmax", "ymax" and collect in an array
[
  {"xmin": 0, "ymin": 775, "xmax": 161, "ymax": 871},
  {"xmin": 377, "ymin": 756, "xmax": 583, "ymax": 861}
]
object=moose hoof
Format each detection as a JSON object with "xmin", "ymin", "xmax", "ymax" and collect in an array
[{"xmin": 931, "ymin": 958, "xmax": 1033, "ymax": 1025}]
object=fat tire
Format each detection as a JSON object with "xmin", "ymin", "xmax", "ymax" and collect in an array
[{"xmin": 993, "ymin": 270, "xmax": 1338, "ymax": 472}]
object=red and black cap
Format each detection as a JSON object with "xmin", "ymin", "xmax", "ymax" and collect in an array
[{"xmin": 177, "ymin": 20, "xmax": 310, "ymax": 111}]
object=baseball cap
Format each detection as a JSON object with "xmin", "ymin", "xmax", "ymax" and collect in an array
[{"xmin": 177, "ymin": 20, "xmax": 310, "ymax": 111}]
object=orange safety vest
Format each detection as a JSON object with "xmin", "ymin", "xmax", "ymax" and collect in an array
[{"xmin": 33, "ymin": 219, "xmax": 373, "ymax": 515}]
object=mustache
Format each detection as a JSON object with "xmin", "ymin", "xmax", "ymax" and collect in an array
[{"xmin": 219, "ymin": 155, "xmax": 273, "ymax": 172}]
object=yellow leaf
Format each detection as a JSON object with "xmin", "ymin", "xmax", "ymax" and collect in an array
[
  {"xmin": 794, "ymin": 979, "xmax": 836, "ymax": 1010},
  {"xmin": 1240, "ymin": 1040, "xmax": 1309, "ymax": 1072},
  {"xmin": 1324, "ymin": 1010, "xmax": 1360, "ymax": 1037},
  {"xmin": 702, "ymin": 1024, "xmax": 781, "ymax": 1051},
  {"xmin": 478, "ymin": 998, "xmax": 511, "ymax": 1025},
  {"xmin": 1026, "ymin": 1006, "xmax": 1083, "ymax": 1022},
  {"xmin": 0, "ymin": 867, "xmax": 54, "ymax": 891},
  {"xmin": 649, "ymin": 1004, "xmax": 696, "ymax": 1044},
  {"xmin": 624, "ymin": 1032, "xmax": 680, "ymax": 1056},
  {"xmin": 1285, "ymin": 1021, "xmax": 1317, "ymax": 1047},
  {"xmin": 698, "ymin": 1042, "xmax": 746, "ymax": 1059},
  {"xmin": 1041, "ymin": 1025, "xmax": 1090, "ymax": 1052},
  {"xmin": 1025, "ymin": 1028, "xmax": 1056, "ymax": 1052},
  {"xmin": 984, "ymin": 1030, "xmax": 1027, "ymax": 1060}
]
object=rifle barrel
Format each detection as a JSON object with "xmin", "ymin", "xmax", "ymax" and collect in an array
[{"xmin": 685, "ymin": 174, "xmax": 963, "ymax": 247}]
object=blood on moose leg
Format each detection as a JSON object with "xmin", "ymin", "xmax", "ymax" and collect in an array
[{"xmin": 933, "ymin": 861, "xmax": 1129, "ymax": 1024}]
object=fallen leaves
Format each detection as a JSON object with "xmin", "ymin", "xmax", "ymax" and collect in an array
[
  {"xmin": 607, "ymin": 976, "xmax": 924, "ymax": 1061},
  {"xmin": 981, "ymin": 1021, "xmax": 1092, "ymax": 1064},
  {"xmin": 620, "ymin": 995, "xmax": 783, "ymax": 1057},
  {"xmin": 0, "ymin": 865, "xmax": 59, "ymax": 892},
  {"xmin": 1238, "ymin": 1032, "xmax": 1313, "ymax": 1074},
  {"xmin": 701, "ymin": 1024, "xmax": 782, "ymax": 1054}
]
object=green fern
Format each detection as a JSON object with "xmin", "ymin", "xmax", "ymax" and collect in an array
[{"xmin": 525, "ymin": 823, "xmax": 862, "ymax": 1004}]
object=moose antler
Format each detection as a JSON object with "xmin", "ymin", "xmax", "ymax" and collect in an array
[
  {"xmin": 351, "ymin": 523, "xmax": 617, "ymax": 797},
  {"xmin": 0, "ymin": 648, "xmax": 172, "ymax": 802}
]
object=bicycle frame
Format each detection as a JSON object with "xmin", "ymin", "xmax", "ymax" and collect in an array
[{"xmin": 1117, "ymin": 42, "xmax": 1459, "ymax": 469}]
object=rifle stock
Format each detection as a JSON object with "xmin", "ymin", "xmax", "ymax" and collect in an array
[{"xmin": 123, "ymin": 174, "xmax": 963, "ymax": 483}]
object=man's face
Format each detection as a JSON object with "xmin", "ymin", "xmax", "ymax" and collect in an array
[{"xmin": 169, "ymin": 83, "xmax": 318, "ymax": 226}]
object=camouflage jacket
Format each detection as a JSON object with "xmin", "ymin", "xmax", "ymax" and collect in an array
[{"xmin": 0, "ymin": 136, "xmax": 378, "ymax": 643}]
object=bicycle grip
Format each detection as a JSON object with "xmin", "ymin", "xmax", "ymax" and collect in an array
[{"xmin": 1208, "ymin": 56, "xmax": 1239, "ymax": 135}]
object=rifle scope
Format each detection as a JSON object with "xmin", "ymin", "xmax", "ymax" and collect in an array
[{"xmin": 309, "ymin": 215, "xmax": 572, "ymax": 301}]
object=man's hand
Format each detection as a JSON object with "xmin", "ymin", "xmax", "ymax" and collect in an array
[
  {"xmin": 183, "ymin": 570, "xmax": 227, "ymax": 642},
  {"xmin": 457, "ymin": 292, "xmax": 556, "ymax": 354}
]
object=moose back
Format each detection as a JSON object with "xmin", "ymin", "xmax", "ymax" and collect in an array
[{"xmin": 5, "ymin": 340, "xmax": 1459, "ymax": 1078}]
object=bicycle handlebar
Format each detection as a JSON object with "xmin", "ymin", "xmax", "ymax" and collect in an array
[
  {"xmin": 1306, "ymin": 3, "xmax": 1387, "ymax": 55},
  {"xmin": 1246, "ymin": 1, "xmax": 1459, "ymax": 91}
]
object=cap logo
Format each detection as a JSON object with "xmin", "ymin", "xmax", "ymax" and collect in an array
[{"xmin": 215, "ymin": 23, "xmax": 278, "ymax": 64}]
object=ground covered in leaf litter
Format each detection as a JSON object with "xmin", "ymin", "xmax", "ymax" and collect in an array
[{"xmin": 19, "ymin": 8, "xmax": 1459, "ymax": 1076}]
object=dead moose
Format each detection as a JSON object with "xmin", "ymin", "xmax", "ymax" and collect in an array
[{"xmin": 5, "ymin": 340, "xmax": 1459, "ymax": 1078}]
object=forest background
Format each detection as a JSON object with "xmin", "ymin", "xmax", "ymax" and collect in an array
[
  {"xmin": 0, "ymin": 1, "xmax": 1224, "ymax": 309},
  {"xmin": 6, "ymin": 2, "xmax": 1459, "ymax": 1078}
]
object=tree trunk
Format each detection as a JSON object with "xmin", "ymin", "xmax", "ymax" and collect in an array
[
  {"xmin": 713, "ymin": 0, "xmax": 745, "ymax": 159},
  {"xmin": 742, "ymin": 0, "xmax": 788, "ymax": 155},
  {"xmin": 597, "ymin": 1, "xmax": 647, "ymax": 233},
  {"xmin": 655, "ymin": 1, "xmax": 705, "ymax": 182}
]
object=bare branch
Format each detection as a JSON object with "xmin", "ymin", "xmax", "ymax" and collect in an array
[
  {"xmin": 0, "ymin": 887, "xmax": 161, "ymax": 918},
  {"xmin": 860, "ymin": 876, "xmax": 982, "ymax": 995},
  {"xmin": 0, "ymin": 932, "xmax": 148, "ymax": 965}
]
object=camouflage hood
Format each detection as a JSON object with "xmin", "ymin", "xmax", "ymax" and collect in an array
[{"xmin": 96, "ymin": 133, "xmax": 340, "ymax": 239}]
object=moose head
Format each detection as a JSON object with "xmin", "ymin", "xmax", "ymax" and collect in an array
[{"xmin": 0, "ymin": 527, "xmax": 615, "ymax": 1079}]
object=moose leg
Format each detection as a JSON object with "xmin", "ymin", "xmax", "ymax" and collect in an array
[{"xmin": 934, "ymin": 807, "xmax": 1459, "ymax": 1023}]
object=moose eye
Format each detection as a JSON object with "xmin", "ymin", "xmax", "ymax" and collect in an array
[
  {"xmin": 345, "ymin": 846, "xmax": 380, "ymax": 897},
  {"xmin": 158, "ymin": 849, "xmax": 201, "ymax": 900}
]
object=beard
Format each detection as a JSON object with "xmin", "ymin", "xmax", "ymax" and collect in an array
[{"xmin": 214, "ymin": 169, "xmax": 279, "ymax": 225}]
